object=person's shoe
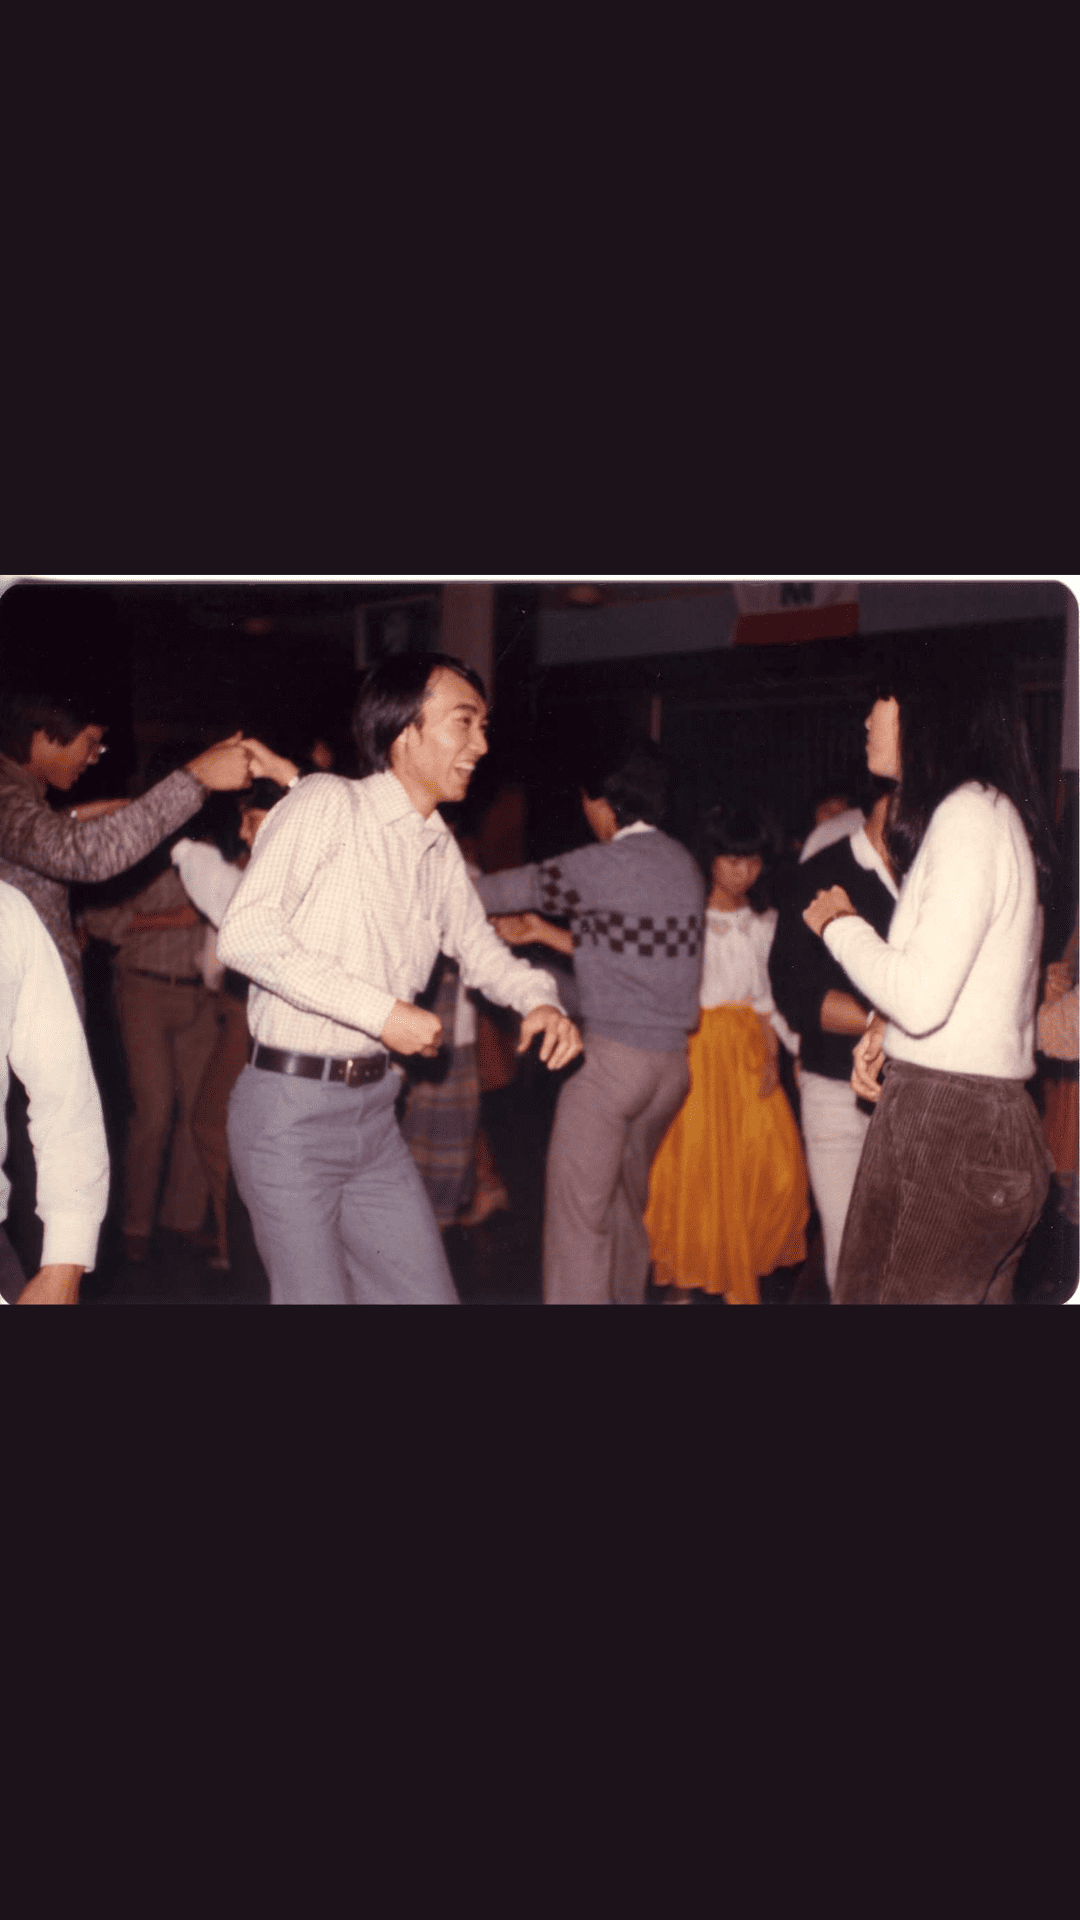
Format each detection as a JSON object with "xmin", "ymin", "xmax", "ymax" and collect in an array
[{"xmin": 122, "ymin": 1232, "xmax": 151, "ymax": 1266}]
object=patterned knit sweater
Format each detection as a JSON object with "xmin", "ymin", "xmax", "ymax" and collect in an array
[
  {"xmin": 476, "ymin": 827, "xmax": 705, "ymax": 1052},
  {"xmin": 0, "ymin": 754, "xmax": 208, "ymax": 1018}
]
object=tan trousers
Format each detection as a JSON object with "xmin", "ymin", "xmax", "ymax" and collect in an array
[
  {"xmin": 115, "ymin": 971, "xmax": 220, "ymax": 1237},
  {"xmin": 191, "ymin": 993, "xmax": 252, "ymax": 1259}
]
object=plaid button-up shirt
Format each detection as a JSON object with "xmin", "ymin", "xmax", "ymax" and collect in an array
[{"xmin": 217, "ymin": 770, "xmax": 563, "ymax": 1059}]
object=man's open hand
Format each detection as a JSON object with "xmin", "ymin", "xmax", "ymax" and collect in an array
[
  {"xmin": 17, "ymin": 1264, "xmax": 84, "ymax": 1305},
  {"xmin": 381, "ymin": 1000, "xmax": 444, "ymax": 1058},
  {"xmin": 518, "ymin": 1004, "xmax": 582, "ymax": 1071}
]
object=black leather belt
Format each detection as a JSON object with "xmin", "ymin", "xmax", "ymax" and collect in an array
[
  {"xmin": 250, "ymin": 1043, "xmax": 388, "ymax": 1088},
  {"xmin": 129, "ymin": 968, "xmax": 203, "ymax": 987}
]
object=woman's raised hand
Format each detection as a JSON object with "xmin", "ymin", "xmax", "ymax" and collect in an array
[
  {"xmin": 242, "ymin": 740, "xmax": 299, "ymax": 787},
  {"xmin": 803, "ymin": 885, "xmax": 858, "ymax": 939}
]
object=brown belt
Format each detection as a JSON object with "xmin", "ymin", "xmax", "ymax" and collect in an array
[
  {"xmin": 128, "ymin": 967, "xmax": 204, "ymax": 987},
  {"xmin": 250, "ymin": 1043, "xmax": 388, "ymax": 1088}
]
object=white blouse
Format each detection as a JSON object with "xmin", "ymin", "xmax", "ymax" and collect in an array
[{"xmin": 700, "ymin": 907, "xmax": 799, "ymax": 1054}]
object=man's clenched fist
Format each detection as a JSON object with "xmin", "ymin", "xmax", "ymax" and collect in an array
[{"xmin": 381, "ymin": 1000, "xmax": 444, "ymax": 1058}]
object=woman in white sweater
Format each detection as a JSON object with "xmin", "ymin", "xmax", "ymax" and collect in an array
[{"xmin": 802, "ymin": 648, "xmax": 1056, "ymax": 1304}]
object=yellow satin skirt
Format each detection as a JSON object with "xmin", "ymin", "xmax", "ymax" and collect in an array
[{"xmin": 645, "ymin": 1004, "xmax": 809, "ymax": 1303}]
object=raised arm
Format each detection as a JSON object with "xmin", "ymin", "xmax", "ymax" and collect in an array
[
  {"xmin": 820, "ymin": 791, "xmax": 999, "ymax": 1036},
  {"xmin": 0, "ymin": 735, "xmax": 252, "ymax": 887}
]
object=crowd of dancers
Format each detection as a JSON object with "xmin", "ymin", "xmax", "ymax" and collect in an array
[{"xmin": 0, "ymin": 641, "xmax": 1076, "ymax": 1305}]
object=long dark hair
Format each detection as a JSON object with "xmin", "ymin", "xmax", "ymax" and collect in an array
[{"xmin": 875, "ymin": 638, "xmax": 1057, "ymax": 904}]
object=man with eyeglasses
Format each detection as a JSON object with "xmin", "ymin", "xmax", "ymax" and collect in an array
[{"xmin": 0, "ymin": 686, "xmax": 257, "ymax": 1020}]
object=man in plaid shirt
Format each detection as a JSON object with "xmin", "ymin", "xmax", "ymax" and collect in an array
[{"xmin": 218, "ymin": 653, "xmax": 581, "ymax": 1305}]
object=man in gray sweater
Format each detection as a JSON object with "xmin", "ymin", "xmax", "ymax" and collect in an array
[
  {"xmin": 0, "ymin": 685, "xmax": 256, "ymax": 1018},
  {"xmin": 477, "ymin": 740, "xmax": 704, "ymax": 1305}
]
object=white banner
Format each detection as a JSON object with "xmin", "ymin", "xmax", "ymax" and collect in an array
[{"xmin": 732, "ymin": 582, "xmax": 859, "ymax": 616}]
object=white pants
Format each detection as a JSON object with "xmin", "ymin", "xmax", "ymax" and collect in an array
[{"xmin": 798, "ymin": 1070, "xmax": 871, "ymax": 1291}]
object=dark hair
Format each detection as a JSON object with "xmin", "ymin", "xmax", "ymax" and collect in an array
[
  {"xmin": 351, "ymin": 653, "xmax": 487, "ymax": 775},
  {"xmin": 875, "ymin": 639, "xmax": 1057, "ymax": 903},
  {"xmin": 696, "ymin": 803, "xmax": 774, "ymax": 882},
  {"xmin": 0, "ymin": 685, "xmax": 95, "ymax": 764},
  {"xmin": 582, "ymin": 736, "xmax": 668, "ymax": 829},
  {"xmin": 243, "ymin": 777, "xmax": 290, "ymax": 813}
]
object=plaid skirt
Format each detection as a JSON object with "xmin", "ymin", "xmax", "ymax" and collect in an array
[{"xmin": 397, "ymin": 957, "xmax": 482, "ymax": 1227}]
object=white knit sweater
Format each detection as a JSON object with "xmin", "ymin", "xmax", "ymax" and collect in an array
[{"xmin": 823, "ymin": 784, "xmax": 1041, "ymax": 1079}]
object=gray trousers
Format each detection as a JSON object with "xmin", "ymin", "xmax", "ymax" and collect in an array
[
  {"xmin": 227, "ymin": 1063, "xmax": 459, "ymax": 1305},
  {"xmin": 543, "ymin": 1032, "xmax": 690, "ymax": 1306},
  {"xmin": 835, "ymin": 1058, "xmax": 1052, "ymax": 1304}
]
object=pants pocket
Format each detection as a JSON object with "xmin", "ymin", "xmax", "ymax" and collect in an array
[{"xmin": 960, "ymin": 1165, "xmax": 1034, "ymax": 1216}]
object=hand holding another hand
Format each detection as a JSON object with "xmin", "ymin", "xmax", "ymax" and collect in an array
[
  {"xmin": 242, "ymin": 740, "xmax": 299, "ymax": 788},
  {"xmin": 187, "ymin": 732, "xmax": 254, "ymax": 792}
]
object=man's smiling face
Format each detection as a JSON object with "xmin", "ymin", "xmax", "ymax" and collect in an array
[{"xmin": 392, "ymin": 666, "xmax": 489, "ymax": 816}]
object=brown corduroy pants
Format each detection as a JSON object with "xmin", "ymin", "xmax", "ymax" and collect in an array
[{"xmin": 834, "ymin": 1059, "xmax": 1052, "ymax": 1305}]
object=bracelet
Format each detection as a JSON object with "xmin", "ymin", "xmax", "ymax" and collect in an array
[{"xmin": 69, "ymin": 808, "xmax": 78, "ymax": 820}]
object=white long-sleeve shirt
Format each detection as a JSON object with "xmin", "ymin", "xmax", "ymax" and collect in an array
[
  {"xmin": 0, "ymin": 882, "xmax": 109, "ymax": 1280},
  {"xmin": 824, "ymin": 783, "xmax": 1041, "ymax": 1078},
  {"xmin": 170, "ymin": 838, "xmax": 243, "ymax": 928},
  {"xmin": 217, "ymin": 770, "xmax": 563, "ymax": 1057},
  {"xmin": 171, "ymin": 838, "xmax": 245, "ymax": 990},
  {"xmin": 700, "ymin": 906, "xmax": 800, "ymax": 1055}
]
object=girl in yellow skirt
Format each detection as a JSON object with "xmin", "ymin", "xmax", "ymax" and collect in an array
[{"xmin": 645, "ymin": 806, "xmax": 808, "ymax": 1304}]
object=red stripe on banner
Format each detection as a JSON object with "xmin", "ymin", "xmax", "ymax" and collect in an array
[{"xmin": 732, "ymin": 603, "xmax": 860, "ymax": 646}]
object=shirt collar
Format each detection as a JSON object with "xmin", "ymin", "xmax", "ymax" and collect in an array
[
  {"xmin": 363, "ymin": 768, "xmax": 450, "ymax": 842},
  {"xmin": 612, "ymin": 820, "xmax": 656, "ymax": 841},
  {"xmin": 850, "ymin": 825, "xmax": 900, "ymax": 900}
]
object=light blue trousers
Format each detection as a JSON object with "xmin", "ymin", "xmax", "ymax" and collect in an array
[{"xmin": 227, "ymin": 1064, "xmax": 459, "ymax": 1305}]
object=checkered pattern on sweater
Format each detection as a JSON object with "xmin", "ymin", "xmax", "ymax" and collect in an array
[{"xmin": 574, "ymin": 910, "xmax": 701, "ymax": 957}]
